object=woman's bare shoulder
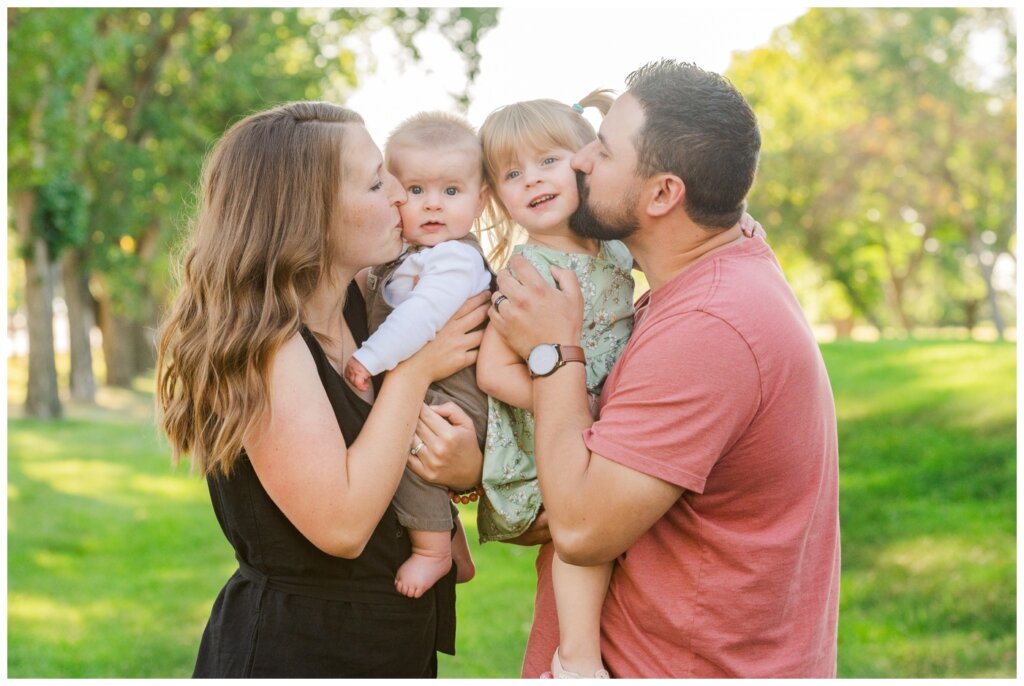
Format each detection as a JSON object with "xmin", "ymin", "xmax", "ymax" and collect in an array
[{"xmin": 269, "ymin": 330, "xmax": 320, "ymax": 386}]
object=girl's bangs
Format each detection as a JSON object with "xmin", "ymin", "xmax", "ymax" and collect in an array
[{"xmin": 483, "ymin": 102, "xmax": 582, "ymax": 179}]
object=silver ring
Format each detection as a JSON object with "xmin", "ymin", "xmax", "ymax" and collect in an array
[
  {"xmin": 410, "ymin": 440, "xmax": 425, "ymax": 456},
  {"xmin": 494, "ymin": 294, "xmax": 509, "ymax": 313}
]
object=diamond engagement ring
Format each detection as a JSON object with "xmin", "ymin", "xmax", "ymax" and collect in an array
[{"xmin": 410, "ymin": 440, "xmax": 425, "ymax": 456}]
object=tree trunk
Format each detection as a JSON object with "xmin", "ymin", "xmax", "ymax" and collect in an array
[
  {"xmin": 832, "ymin": 316, "xmax": 855, "ymax": 339},
  {"xmin": 131, "ymin": 288, "xmax": 158, "ymax": 376},
  {"xmin": 96, "ymin": 292, "xmax": 138, "ymax": 388},
  {"xmin": 962, "ymin": 298, "xmax": 979, "ymax": 335},
  {"xmin": 61, "ymin": 248, "xmax": 97, "ymax": 402},
  {"xmin": 978, "ymin": 261, "xmax": 1006, "ymax": 341},
  {"xmin": 887, "ymin": 275, "xmax": 914, "ymax": 336},
  {"xmin": 16, "ymin": 190, "xmax": 63, "ymax": 419},
  {"xmin": 836, "ymin": 277, "xmax": 884, "ymax": 333}
]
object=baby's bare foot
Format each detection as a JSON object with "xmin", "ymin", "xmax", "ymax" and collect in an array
[{"xmin": 395, "ymin": 552, "xmax": 453, "ymax": 599}]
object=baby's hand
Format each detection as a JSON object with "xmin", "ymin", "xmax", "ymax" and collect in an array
[{"xmin": 344, "ymin": 356, "xmax": 372, "ymax": 392}]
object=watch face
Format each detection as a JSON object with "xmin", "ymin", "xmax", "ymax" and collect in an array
[{"xmin": 528, "ymin": 344, "xmax": 559, "ymax": 376}]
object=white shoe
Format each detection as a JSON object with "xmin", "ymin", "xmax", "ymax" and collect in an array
[{"xmin": 550, "ymin": 648, "xmax": 610, "ymax": 679}]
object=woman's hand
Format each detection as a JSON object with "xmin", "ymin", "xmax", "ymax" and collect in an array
[
  {"xmin": 396, "ymin": 291, "xmax": 490, "ymax": 383},
  {"xmin": 407, "ymin": 402, "xmax": 483, "ymax": 492},
  {"xmin": 503, "ymin": 509, "xmax": 552, "ymax": 547}
]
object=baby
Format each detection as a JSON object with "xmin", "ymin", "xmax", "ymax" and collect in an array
[{"xmin": 345, "ymin": 111, "xmax": 492, "ymax": 598}]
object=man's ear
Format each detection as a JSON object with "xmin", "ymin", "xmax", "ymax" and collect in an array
[{"xmin": 645, "ymin": 174, "xmax": 685, "ymax": 218}]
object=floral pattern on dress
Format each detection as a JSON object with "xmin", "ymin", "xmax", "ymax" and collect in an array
[{"xmin": 477, "ymin": 240, "xmax": 635, "ymax": 542}]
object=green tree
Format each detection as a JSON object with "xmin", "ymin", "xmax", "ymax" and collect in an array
[
  {"xmin": 8, "ymin": 8, "xmax": 501, "ymax": 414},
  {"xmin": 8, "ymin": 8, "xmax": 104, "ymax": 417},
  {"xmin": 730, "ymin": 8, "xmax": 1015, "ymax": 337}
]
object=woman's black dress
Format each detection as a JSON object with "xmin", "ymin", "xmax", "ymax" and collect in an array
[{"xmin": 192, "ymin": 283, "xmax": 456, "ymax": 677}]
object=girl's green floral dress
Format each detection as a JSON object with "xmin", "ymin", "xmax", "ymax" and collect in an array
[{"xmin": 478, "ymin": 240, "xmax": 635, "ymax": 543}]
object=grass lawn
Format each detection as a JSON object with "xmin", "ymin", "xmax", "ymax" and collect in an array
[{"xmin": 6, "ymin": 339, "xmax": 1016, "ymax": 677}]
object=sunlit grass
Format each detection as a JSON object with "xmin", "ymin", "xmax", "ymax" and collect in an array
[
  {"xmin": 7, "ymin": 339, "xmax": 1016, "ymax": 677},
  {"xmin": 824, "ymin": 339, "xmax": 1015, "ymax": 678}
]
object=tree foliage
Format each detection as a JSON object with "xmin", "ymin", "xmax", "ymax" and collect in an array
[
  {"xmin": 8, "ymin": 7, "xmax": 501, "ymax": 394},
  {"xmin": 729, "ymin": 8, "xmax": 1016, "ymax": 335}
]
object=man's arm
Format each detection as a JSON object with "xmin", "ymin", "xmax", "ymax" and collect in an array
[
  {"xmin": 529, "ymin": 361, "xmax": 684, "ymax": 565},
  {"xmin": 488, "ymin": 255, "xmax": 680, "ymax": 564},
  {"xmin": 490, "ymin": 255, "xmax": 759, "ymax": 566}
]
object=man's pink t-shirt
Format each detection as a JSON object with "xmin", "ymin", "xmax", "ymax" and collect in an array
[{"xmin": 522, "ymin": 235, "xmax": 840, "ymax": 678}]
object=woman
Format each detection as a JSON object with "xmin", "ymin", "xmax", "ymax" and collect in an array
[{"xmin": 156, "ymin": 101, "xmax": 488, "ymax": 677}]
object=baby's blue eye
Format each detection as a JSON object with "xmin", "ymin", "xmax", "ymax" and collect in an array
[
  {"xmin": 409, "ymin": 185, "xmax": 422, "ymax": 194},
  {"xmin": 445, "ymin": 187, "xmax": 458, "ymax": 196},
  {"xmin": 505, "ymin": 170, "xmax": 520, "ymax": 181},
  {"xmin": 543, "ymin": 157, "xmax": 557, "ymax": 165}
]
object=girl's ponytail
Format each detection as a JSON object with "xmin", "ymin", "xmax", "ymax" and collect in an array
[{"xmin": 575, "ymin": 88, "xmax": 615, "ymax": 117}]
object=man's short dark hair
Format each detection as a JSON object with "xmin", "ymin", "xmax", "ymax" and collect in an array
[{"xmin": 626, "ymin": 59, "xmax": 761, "ymax": 229}]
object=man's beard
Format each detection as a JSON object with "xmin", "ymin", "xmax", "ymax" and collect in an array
[{"xmin": 569, "ymin": 171, "xmax": 640, "ymax": 241}]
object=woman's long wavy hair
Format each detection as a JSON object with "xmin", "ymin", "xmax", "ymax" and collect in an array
[
  {"xmin": 478, "ymin": 90, "xmax": 613, "ymax": 267},
  {"xmin": 156, "ymin": 101, "xmax": 363, "ymax": 477}
]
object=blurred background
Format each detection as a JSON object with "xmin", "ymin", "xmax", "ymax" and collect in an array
[{"xmin": 6, "ymin": 6, "xmax": 1016, "ymax": 677}]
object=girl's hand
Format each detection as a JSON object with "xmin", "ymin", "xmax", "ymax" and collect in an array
[
  {"xmin": 406, "ymin": 402, "xmax": 483, "ymax": 492},
  {"xmin": 396, "ymin": 291, "xmax": 490, "ymax": 383},
  {"xmin": 739, "ymin": 212, "xmax": 766, "ymax": 238}
]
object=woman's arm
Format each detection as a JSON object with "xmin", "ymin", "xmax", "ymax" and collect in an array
[
  {"xmin": 476, "ymin": 321, "xmax": 533, "ymax": 410},
  {"xmin": 245, "ymin": 292, "xmax": 490, "ymax": 558}
]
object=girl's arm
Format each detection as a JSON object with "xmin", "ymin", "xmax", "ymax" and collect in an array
[
  {"xmin": 477, "ymin": 320, "xmax": 534, "ymax": 411},
  {"xmin": 245, "ymin": 292, "xmax": 490, "ymax": 558}
]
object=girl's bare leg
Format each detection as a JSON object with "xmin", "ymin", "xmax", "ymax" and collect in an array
[{"xmin": 551, "ymin": 554, "xmax": 613, "ymax": 676}]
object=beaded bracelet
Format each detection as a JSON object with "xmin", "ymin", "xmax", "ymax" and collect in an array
[{"xmin": 449, "ymin": 486, "xmax": 483, "ymax": 505}]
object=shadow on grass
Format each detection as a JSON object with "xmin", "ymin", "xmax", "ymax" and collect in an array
[
  {"xmin": 8, "ymin": 407, "xmax": 233, "ymax": 678},
  {"xmin": 7, "ymin": 341, "xmax": 1017, "ymax": 677},
  {"xmin": 822, "ymin": 340, "xmax": 1016, "ymax": 677}
]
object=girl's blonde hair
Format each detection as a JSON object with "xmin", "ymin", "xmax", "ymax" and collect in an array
[
  {"xmin": 479, "ymin": 89, "xmax": 614, "ymax": 266},
  {"xmin": 156, "ymin": 101, "xmax": 363, "ymax": 477}
]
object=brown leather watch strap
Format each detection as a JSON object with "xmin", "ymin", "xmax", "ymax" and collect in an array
[{"xmin": 559, "ymin": 345, "xmax": 586, "ymax": 365}]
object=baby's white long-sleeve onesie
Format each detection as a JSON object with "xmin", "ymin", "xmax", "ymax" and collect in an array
[{"xmin": 353, "ymin": 240, "xmax": 492, "ymax": 375}]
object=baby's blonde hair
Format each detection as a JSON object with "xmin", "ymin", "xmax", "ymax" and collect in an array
[
  {"xmin": 385, "ymin": 110, "xmax": 483, "ymax": 177},
  {"xmin": 479, "ymin": 90, "xmax": 614, "ymax": 266}
]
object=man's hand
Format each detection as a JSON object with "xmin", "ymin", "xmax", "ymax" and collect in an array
[{"xmin": 490, "ymin": 255, "xmax": 584, "ymax": 359}]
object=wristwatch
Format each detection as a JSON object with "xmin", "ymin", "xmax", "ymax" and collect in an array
[{"xmin": 527, "ymin": 344, "xmax": 586, "ymax": 378}]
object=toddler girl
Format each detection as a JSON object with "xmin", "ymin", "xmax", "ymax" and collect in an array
[{"xmin": 476, "ymin": 93, "xmax": 634, "ymax": 678}]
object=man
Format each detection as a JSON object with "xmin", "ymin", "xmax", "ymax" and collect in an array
[{"xmin": 489, "ymin": 59, "xmax": 840, "ymax": 677}]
